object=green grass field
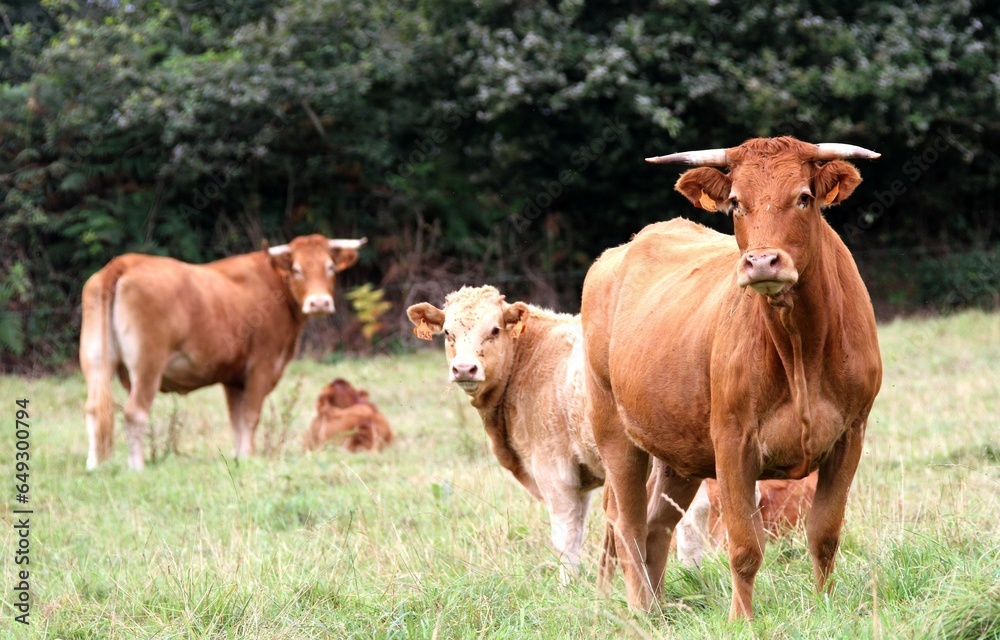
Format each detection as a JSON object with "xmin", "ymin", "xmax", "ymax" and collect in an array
[{"xmin": 1, "ymin": 311, "xmax": 998, "ymax": 639}]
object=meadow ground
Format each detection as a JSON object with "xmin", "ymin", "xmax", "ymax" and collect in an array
[{"xmin": 1, "ymin": 310, "xmax": 998, "ymax": 639}]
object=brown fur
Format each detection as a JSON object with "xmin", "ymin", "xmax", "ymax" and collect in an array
[
  {"xmin": 303, "ymin": 378, "xmax": 393, "ymax": 452},
  {"xmin": 80, "ymin": 234, "xmax": 361, "ymax": 470},
  {"xmin": 703, "ymin": 474, "xmax": 818, "ymax": 547},
  {"xmin": 583, "ymin": 136, "xmax": 882, "ymax": 617}
]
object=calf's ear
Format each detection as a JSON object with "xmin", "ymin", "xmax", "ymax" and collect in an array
[
  {"xmin": 406, "ymin": 303, "xmax": 445, "ymax": 340},
  {"xmin": 675, "ymin": 168, "xmax": 732, "ymax": 212},
  {"xmin": 330, "ymin": 248, "xmax": 360, "ymax": 272},
  {"xmin": 813, "ymin": 160, "xmax": 862, "ymax": 207},
  {"xmin": 502, "ymin": 301, "xmax": 529, "ymax": 338}
]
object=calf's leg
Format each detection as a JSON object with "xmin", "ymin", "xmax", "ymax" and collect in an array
[
  {"xmin": 675, "ymin": 481, "xmax": 712, "ymax": 567},
  {"xmin": 535, "ymin": 466, "xmax": 593, "ymax": 583}
]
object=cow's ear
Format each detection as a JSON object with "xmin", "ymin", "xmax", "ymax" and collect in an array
[
  {"xmin": 330, "ymin": 248, "xmax": 360, "ymax": 272},
  {"xmin": 268, "ymin": 245, "xmax": 293, "ymax": 272},
  {"xmin": 502, "ymin": 301, "xmax": 529, "ymax": 339},
  {"xmin": 813, "ymin": 160, "xmax": 862, "ymax": 207},
  {"xmin": 675, "ymin": 168, "xmax": 732, "ymax": 212},
  {"xmin": 406, "ymin": 303, "xmax": 445, "ymax": 340}
]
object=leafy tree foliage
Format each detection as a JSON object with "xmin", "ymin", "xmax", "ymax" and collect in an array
[{"xmin": 1, "ymin": 0, "xmax": 998, "ymax": 370}]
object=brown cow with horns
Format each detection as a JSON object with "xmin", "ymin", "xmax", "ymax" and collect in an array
[
  {"xmin": 80, "ymin": 234, "xmax": 365, "ymax": 470},
  {"xmin": 582, "ymin": 137, "xmax": 882, "ymax": 618}
]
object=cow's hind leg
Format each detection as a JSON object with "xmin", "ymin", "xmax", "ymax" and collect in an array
[
  {"xmin": 591, "ymin": 398, "xmax": 653, "ymax": 607},
  {"xmin": 645, "ymin": 462, "xmax": 702, "ymax": 589},
  {"xmin": 807, "ymin": 419, "xmax": 866, "ymax": 592},
  {"xmin": 120, "ymin": 363, "xmax": 163, "ymax": 471},
  {"xmin": 714, "ymin": 433, "xmax": 765, "ymax": 620},
  {"xmin": 597, "ymin": 485, "xmax": 619, "ymax": 592}
]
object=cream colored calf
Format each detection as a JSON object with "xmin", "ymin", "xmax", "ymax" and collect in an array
[{"xmin": 408, "ymin": 286, "xmax": 603, "ymax": 578}]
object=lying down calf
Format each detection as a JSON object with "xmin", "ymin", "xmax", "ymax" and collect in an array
[{"xmin": 676, "ymin": 473, "xmax": 819, "ymax": 566}]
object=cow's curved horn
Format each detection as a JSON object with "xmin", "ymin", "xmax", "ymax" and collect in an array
[
  {"xmin": 267, "ymin": 244, "xmax": 291, "ymax": 256},
  {"xmin": 645, "ymin": 148, "xmax": 729, "ymax": 166},
  {"xmin": 814, "ymin": 143, "xmax": 881, "ymax": 160},
  {"xmin": 328, "ymin": 237, "xmax": 367, "ymax": 250}
]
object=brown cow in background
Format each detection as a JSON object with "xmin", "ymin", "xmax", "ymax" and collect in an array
[
  {"xmin": 304, "ymin": 378, "xmax": 393, "ymax": 452},
  {"xmin": 80, "ymin": 234, "xmax": 365, "ymax": 470}
]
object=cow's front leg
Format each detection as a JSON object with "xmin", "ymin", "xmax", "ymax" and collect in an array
[
  {"xmin": 534, "ymin": 461, "xmax": 593, "ymax": 584},
  {"xmin": 645, "ymin": 462, "xmax": 702, "ymax": 587},
  {"xmin": 808, "ymin": 417, "xmax": 866, "ymax": 592},
  {"xmin": 714, "ymin": 430, "xmax": 765, "ymax": 620},
  {"xmin": 223, "ymin": 384, "xmax": 249, "ymax": 458},
  {"xmin": 237, "ymin": 371, "xmax": 280, "ymax": 458}
]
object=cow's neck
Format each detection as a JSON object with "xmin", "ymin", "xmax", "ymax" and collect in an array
[
  {"xmin": 234, "ymin": 254, "xmax": 309, "ymax": 353},
  {"xmin": 756, "ymin": 222, "xmax": 842, "ymax": 478},
  {"xmin": 469, "ymin": 313, "xmax": 563, "ymax": 501}
]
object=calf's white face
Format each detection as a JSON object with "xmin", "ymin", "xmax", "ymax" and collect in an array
[{"xmin": 407, "ymin": 286, "xmax": 528, "ymax": 398}]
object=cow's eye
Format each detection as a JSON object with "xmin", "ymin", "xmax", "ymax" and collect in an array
[
  {"xmin": 729, "ymin": 197, "xmax": 740, "ymax": 212},
  {"xmin": 491, "ymin": 327, "xmax": 500, "ymax": 337},
  {"xmin": 326, "ymin": 263, "xmax": 336, "ymax": 276},
  {"xmin": 292, "ymin": 265, "xmax": 304, "ymax": 279},
  {"xmin": 443, "ymin": 329, "xmax": 451, "ymax": 338},
  {"xmin": 797, "ymin": 193, "xmax": 812, "ymax": 208}
]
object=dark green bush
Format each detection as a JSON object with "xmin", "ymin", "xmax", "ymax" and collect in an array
[
  {"xmin": 916, "ymin": 250, "xmax": 1000, "ymax": 312},
  {"xmin": 2, "ymin": 0, "xmax": 998, "ymax": 371}
]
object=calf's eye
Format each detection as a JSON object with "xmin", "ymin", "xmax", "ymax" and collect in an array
[{"xmin": 491, "ymin": 327, "xmax": 500, "ymax": 337}]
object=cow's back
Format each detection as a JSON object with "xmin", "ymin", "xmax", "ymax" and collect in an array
[
  {"xmin": 582, "ymin": 219, "xmax": 739, "ymax": 476},
  {"xmin": 108, "ymin": 252, "xmax": 286, "ymax": 391}
]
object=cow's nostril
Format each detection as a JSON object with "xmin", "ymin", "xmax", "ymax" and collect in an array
[
  {"xmin": 768, "ymin": 254, "xmax": 780, "ymax": 268},
  {"xmin": 468, "ymin": 365, "xmax": 478, "ymax": 375}
]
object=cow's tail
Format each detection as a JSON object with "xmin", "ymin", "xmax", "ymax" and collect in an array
[{"xmin": 80, "ymin": 259, "xmax": 124, "ymax": 469}]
